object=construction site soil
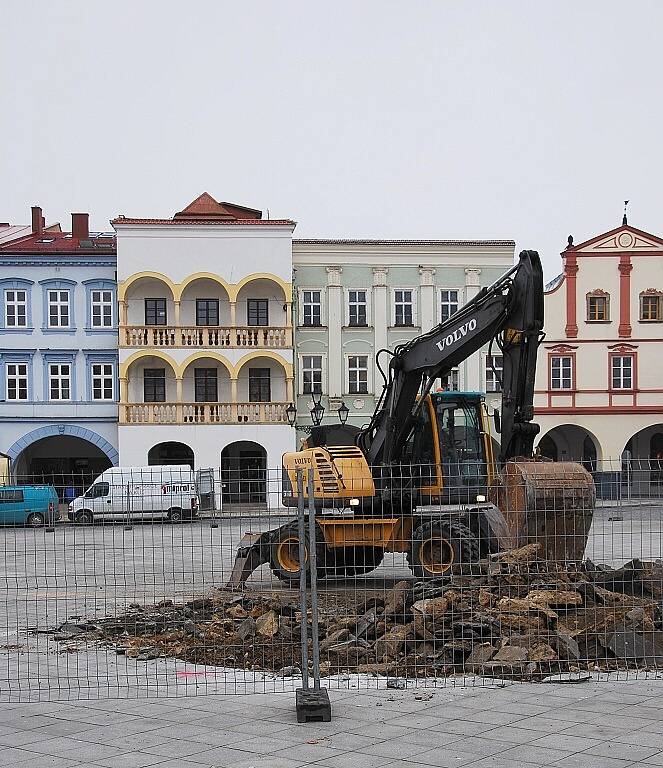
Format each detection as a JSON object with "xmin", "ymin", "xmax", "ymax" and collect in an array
[{"xmin": 46, "ymin": 544, "xmax": 663, "ymax": 681}]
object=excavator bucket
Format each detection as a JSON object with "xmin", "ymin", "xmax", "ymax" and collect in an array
[
  {"xmin": 491, "ymin": 460, "xmax": 595, "ymax": 562},
  {"xmin": 225, "ymin": 531, "xmax": 272, "ymax": 589}
]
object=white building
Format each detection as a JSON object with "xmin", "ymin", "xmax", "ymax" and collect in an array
[
  {"xmin": 113, "ymin": 193, "xmax": 296, "ymax": 507},
  {"xmin": 534, "ymin": 218, "xmax": 663, "ymax": 495}
]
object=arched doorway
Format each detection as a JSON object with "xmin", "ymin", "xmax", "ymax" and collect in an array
[
  {"xmin": 13, "ymin": 435, "xmax": 113, "ymax": 502},
  {"xmin": 221, "ymin": 441, "xmax": 267, "ymax": 506},
  {"xmin": 623, "ymin": 424, "xmax": 663, "ymax": 496},
  {"xmin": 538, "ymin": 434, "xmax": 558, "ymax": 462},
  {"xmin": 148, "ymin": 442, "xmax": 194, "ymax": 468},
  {"xmin": 537, "ymin": 424, "xmax": 600, "ymax": 469}
]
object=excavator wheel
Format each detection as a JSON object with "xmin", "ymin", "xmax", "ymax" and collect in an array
[
  {"xmin": 327, "ymin": 546, "xmax": 385, "ymax": 578},
  {"xmin": 269, "ymin": 522, "xmax": 331, "ymax": 585},
  {"xmin": 408, "ymin": 520, "xmax": 479, "ymax": 579}
]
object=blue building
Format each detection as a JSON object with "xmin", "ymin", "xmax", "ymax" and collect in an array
[{"xmin": 0, "ymin": 206, "xmax": 118, "ymax": 496}]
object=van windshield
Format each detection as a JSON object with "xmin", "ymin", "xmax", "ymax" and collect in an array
[{"xmin": 85, "ymin": 482, "xmax": 109, "ymax": 499}]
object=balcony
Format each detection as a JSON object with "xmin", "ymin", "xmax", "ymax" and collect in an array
[
  {"xmin": 122, "ymin": 325, "xmax": 292, "ymax": 349},
  {"xmin": 120, "ymin": 401, "xmax": 290, "ymax": 425}
]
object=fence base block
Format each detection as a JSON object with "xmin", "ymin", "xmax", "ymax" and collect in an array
[{"xmin": 296, "ymin": 687, "xmax": 331, "ymax": 723}]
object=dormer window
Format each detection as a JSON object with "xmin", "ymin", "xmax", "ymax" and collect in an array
[{"xmin": 586, "ymin": 290, "xmax": 609, "ymax": 322}]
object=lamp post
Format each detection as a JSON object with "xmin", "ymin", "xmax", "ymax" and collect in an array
[{"xmin": 285, "ymin": 394, "xmax": 350, "ymax": 432}]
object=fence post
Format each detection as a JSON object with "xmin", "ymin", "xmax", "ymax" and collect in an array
[{"xmin": 295, "ymin": 467, "xmax": 331, "ymax": 723}]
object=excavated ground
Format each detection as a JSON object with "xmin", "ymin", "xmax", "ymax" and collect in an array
[{"xmin": 45, "ymin": 544, "xmax": 663, "ymax": 681}]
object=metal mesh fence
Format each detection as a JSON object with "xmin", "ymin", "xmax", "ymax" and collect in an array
[{"xmin": 1, "ymin": 459, "xmax": 663, "ymax": 702}]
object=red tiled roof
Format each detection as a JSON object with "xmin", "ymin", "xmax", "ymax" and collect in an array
[
  {"xmin": 0, "ymin": 230, "xmax": 116, "ymax": 254},
  {"xmin": 112, "ymin": 217, "xmax": 295, "ymax": 226},
  {"xmin": 294, "ymin": 238, "xmax": 515, "ymax": 246},
  {"xmin": 112, "ymin": 192, "xmax": 294, "ymax": 227}
]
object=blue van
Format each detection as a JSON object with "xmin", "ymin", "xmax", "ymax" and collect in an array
[{"xmin": 0, "ymin": 485, "xmax": 59, "ymax": 527}]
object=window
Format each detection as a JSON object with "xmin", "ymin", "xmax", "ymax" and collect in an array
[
  {"xmin": 440, "ymin": 290, "xmax": 459, "ymax": 324},
  {"xmin": 485, "ymin": 355, "xmax": 503, "ymax": 393},
  {"xmin": 248, "ymin": 368, "xmax": 271, "ymax": 402},
  {"xmin": 348, "ymin": 355, "xmax": 369, "ymax": 395},
  {"xmin": 91, "ymin": 290, "xmax": 113, "ymax": 328},
  {"xmin": 194, "ymin": 368, "xmax": 218, "ymax": 402},
  {"xmin": 91, "ymin": 363, "xmax": 114, "ymax": 401},
  {"xmin": 640, "ymin": 293, "xmax": 663, "ymax": 322},
  {"xmin": 439, "ymin": 368, "xmax": 460, "ymax": 391},
  {"xmin": 6, "ymin": 362, "xmax": 28, "ymax": 401},
  {"xmin": 85, "ymin": 482, "xmax": 109, "ymax": 499},
  {"xmin": 144, "ymin": 368, "xmax": 166, "ymax": 402},
  {"xmin": 551, "ymin": 355, "xmax": 573, "ymax": 390},
  {"xmin": 302, "ymin": 291, "xmax": 321, "ymax": 327},
  {"xmin": 48, "ymin": 290, "xmax": 70, "ymax": 328},
  {"xmin": 301, "ymin": 355, "xmax": 322, "ymax": 395},
  {"xmin": 587, "ymin": 293, "xmax": 609, "ymax": 322},
  {"xmin": 196, "ymin": 299, "xmax": 219, "ymax": 326},
  {"xmin": 145, "ymin": 298, "xmax": 167, "ymax": 326},
  {"xmin": 612, "ymin": 355, "xmax": 633, "ymax": 390},
  {"xmin": 394, "ymin": 290, "xmax": 413, "ymax": 327},
  {"xmin": 247, "ymin": 299, "xmax": 269, "ymax": 327},
  {"xmin": 5, "ymin": 290, "xmax": 27, "ymax": 328},
  {"xmin": 0, "ymin": 489, "xmax": 24, "ymax": 503},
  {"xmin": 348, "ymin": 290, "xmax": 367, "ymax": 327},
  {"xmin": 49, "ymin": 363, "xmax": 71, "ymax": 401}
]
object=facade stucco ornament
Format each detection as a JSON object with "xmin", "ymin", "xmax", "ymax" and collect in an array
[
  {"xmin": 465, "ymin": 267, "xmax": 482, "ymax": 287},
  {"xmin": 418, "ymin": 266, "xmax": 436, "ymax": 286},
  {"xmin": 353, "ymin": 398, "xmax": 365, "ymax": 410},
  {"xmin": 372, "ymin": 266, "xmax": 389, "ymax": 286},
  {"xmin": 325, "ymin": 265, "xmax": 343, "ymax": 287}
]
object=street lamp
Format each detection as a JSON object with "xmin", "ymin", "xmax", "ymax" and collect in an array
[
  {"xmin": 337, "ymin": 401, "xmax": 349, "ymax": 425},
  {"xmin": 285, "ymin": 402, "xmax": 297, "ymax": 427},
  {"xmin": 310, "ymin": 390, "xmax": 325, "ymax": 426}
]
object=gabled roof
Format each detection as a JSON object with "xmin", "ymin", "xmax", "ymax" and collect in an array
[
  {"xmin": 174, "ymin": 192, "xmax": 262, "ymax": 220},
  {"xmin": 0, "ymin": 229, "xmax": 116, "ymax": 255},
  {"xmin": 564, "ymin": 223, "xmax": 663, "ymax": 255}
]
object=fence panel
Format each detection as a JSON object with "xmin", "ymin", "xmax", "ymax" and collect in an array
[{"xmin": 1, "ymin": 459, "xmax": 663, "ymax": 702}]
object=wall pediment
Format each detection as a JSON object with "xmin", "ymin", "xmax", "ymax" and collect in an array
[{"xmin": 575, "ymin": 227, "xmax": 663, "ymax": 254}]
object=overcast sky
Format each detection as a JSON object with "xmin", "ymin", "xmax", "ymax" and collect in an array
[{"xmin": 2, "ymin": 1, "xmax": 661, "ymax": 279}]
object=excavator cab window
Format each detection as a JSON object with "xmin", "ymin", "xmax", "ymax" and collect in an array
[
  {"xmin": 401, "ymin": 400, "xmax": 436, "ymax": 487},
  {"xmin": 433, "ymin": 396, "xmax": 488, "ymax": 500}
]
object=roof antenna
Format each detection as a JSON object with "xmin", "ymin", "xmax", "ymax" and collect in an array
[{"xmin": 623, "ymin": 200, "xmax": 629, "ymax": 226}]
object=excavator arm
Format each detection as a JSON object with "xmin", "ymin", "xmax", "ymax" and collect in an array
[{"xmin": 358, "ymin": 250, "xmax": 544, "ymax": 468}]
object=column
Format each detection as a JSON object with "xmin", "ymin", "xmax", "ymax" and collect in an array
[
  {"xmin": 564, "ymin": 254, "xmax": 579, "ymax": 338},
  {"xmin": 326, "ymin": 266, "xmax": 343, "ymax": 397},
  {"xmin": 285, "ymin": 302, "xmax": 293, "ymax": 345},
  {"xmin": 464, "ymin": 268, "xmax": 482, "ymax": 391},
  {"xmin": 286, "ymin": 376, "xmax": 294, "ymax": 402},
  {"xmin": 231, "ymin": 377, "xmax": 238, "ymax": 402},
  {"xmin": 373, "ymin": 267, "xmax": 389, "ymax": 396},
  {"xmin": 174, "ymin": 300, "xmax": 181, "ymax": 328},
  {"xmin": 618, "ymin": 254, "xmax": 633, "ymax": 338},
  {"xmin": 176, "ymin": 377, "xmax": 183, "ymax": 423},
  {"xmin": 119, "ymin": 300, "xmax": 128, "ymax": 327},
  {"xmin": 230, "ymin": 301, "xmax": 237, "ymax": 328},
  {"xmin": 119, "ymin": 377, "xmax": 128, "ymax": 423},
  {"xmin": 419, "ymin": 266, "xmax": 436, "ymax": 333}
]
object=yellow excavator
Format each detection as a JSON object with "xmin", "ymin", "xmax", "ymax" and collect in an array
[{"xmin": 228, "ymin": 251, "xmax": 595, "ymax": 586}]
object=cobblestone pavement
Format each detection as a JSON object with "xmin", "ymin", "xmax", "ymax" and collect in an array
[{"xmin": 1, "ymin": 677, "xmax": 663, "ymax": 768}]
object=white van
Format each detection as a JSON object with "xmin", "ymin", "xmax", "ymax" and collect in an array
[{"xmin": 68, "ymin": 466, "xmax": 200, "ymax": 525}]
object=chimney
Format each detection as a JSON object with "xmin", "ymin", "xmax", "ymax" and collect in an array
[
  {"xmin": 31, "ymin": 206, "xmax": 43, "ymax": 235},
  {"xmin": 71, "ymin": 212, "xmax": 89, "ymax": 240}
]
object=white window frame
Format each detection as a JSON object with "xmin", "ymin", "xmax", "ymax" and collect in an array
[
  {"xmin": 299, "ymin": 289, "xmax": 324, "ymax": 327},
  {"xmin": 345, "ymin": 288, "xmax": 370, "ymax": 327},
  {"xmin": 299, "ymin": 353, "xmax": 326, "ymax": 396},
  {"xmin": 439, "ymin": 289, "xmax": 460, "ymax": 324},
  {"xmin": 612, "ymin": 355, "xmax": 634, "ymax": 390},
  {"xmin": 5, "ymin": 289, "xmax": 28, "ymax": 328},
  {"xmin": 91, "ymin": 362, "xmax": 115, "ymax": 401},
  {"xmin": 91, "ymin": 289, "xmax": 114, "ymax": 328},
  {"xmin": 48, "ymin": 289, "xmax": 70, "ymax": 328},
  {"xmin": 392, "ymin": 288, "xmax": 417, "ymax": 327},
  {"xmin": 6, "ymin": 362, "xmax": 29, "ymax": 401},
  {"xmin": 436, "ymin": 368, "xmax": 460, "ymax": 392},
  {"xmin": 485, "ymin": 354, "xmax": 503, "ymax": 393},
  {"xmin": 345, "ymin": 354, "xmax": 370, "ymax": 396},
  {"xmin": 551, "ymin": 355, "xmax": 573, "ymax": 390},
  {"xmin": 48, "ymin": 363, "xmax": 72, "ymax": 401}
]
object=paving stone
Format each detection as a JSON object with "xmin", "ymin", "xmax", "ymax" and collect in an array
[
  {"xmin": 551, "ymin": 754, "xmax": 636, "ymax": 768},
  {"xmin": 529, "ymin": 732, "xmax": 603, "ymax": 751},
  {"xmin": 584, "ymin": 741, "xmax": 662, "ymax": 761},
  {"xmin": 497, "ymin": 744, "xmax": 573, "ymax": 765},
  {"xmin": 406, "ymin": 747, "xmax": 484, "ymax": 767},
  {"xmin": 143, "ymin": 738, "xmax": 211, "ymax": 758}
]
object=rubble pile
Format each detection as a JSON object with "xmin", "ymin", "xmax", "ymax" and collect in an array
[{"xmin": 50, "ymin": 544, "xmax": 663, "ymax": 680}]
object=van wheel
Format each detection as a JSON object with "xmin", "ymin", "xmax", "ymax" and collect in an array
[
  {"xmin": 168, "ymin": 508, "xmax": 183, "ymax": 523},
  {"xmin": 74, "ymin": 510, "xmax": 94, "ymax": 525},
  {"xmin": 26, "ymin": 512, "xmax": 45, "ymax": 528}
]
